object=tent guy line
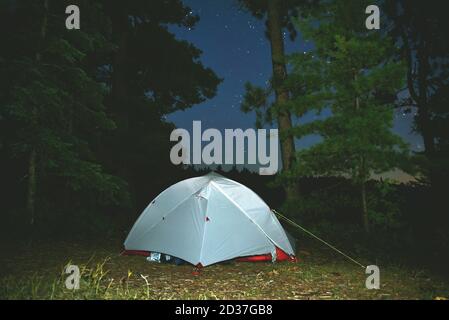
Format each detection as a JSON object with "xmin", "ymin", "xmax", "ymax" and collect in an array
[{"xmin": 272, "ymin": 209, "xmax": 366, "ymax": 269}]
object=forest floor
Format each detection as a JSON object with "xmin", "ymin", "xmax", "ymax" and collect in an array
[{"xmin": 1, "ymin": 239, "xmax": 449, "ymax": 300}]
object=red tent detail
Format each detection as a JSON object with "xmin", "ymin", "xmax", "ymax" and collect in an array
[{"xmin": 236, "ymin": 247, "xmax": 296, "ymax": 262}]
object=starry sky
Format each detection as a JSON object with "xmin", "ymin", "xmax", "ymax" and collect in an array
[{"xmin": 167, "ymin": 0, "xmax": 423, "ymax": 157}]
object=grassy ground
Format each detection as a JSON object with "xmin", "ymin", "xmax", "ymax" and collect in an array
[{"xmin": 1, "ymin": 240, "xmax": 448, "ymax": 300}]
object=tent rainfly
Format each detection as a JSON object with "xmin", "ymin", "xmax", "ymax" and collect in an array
[{"xmin": 124, "ymin": 172, "xmax": 296, "ymax": 266}]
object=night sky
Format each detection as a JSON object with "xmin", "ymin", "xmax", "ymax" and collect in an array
[{"xmin": 167, "ymin": 1, "xmax": 422, "ymax": 159}]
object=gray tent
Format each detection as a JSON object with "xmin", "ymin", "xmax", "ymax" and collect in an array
[{"xmin": 124, "ymin": 173, "xmax": 295, "ymax": 266}]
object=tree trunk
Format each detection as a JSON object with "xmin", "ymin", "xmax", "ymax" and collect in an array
[
  {"xmin": 266, "ymin": 0, "xmax": 297, "ymax": 200},
  {"xmin": 26, "ymin": 0, "xmax": 49, "ymax": 227},
  {"xmin": 361, "ymin": 180, "xmax": 370, "ymax": 233},
  {"xmin": 354, "ymin": 73, "xmax": 369, "ymax": 233},
  {"xmin": 416, "ymin": 45, "xmax": 435, "ymax": 157},
  {"xmin": 109, "ymin": 9, "xmax": 131, "ymax": 181},
  {"xmin": 27, "ymin": 149, "xmax": 37, "ymax": 226},
  {"xmin": 404, "ymin": 36, "xmax": 436, "ymax": 184},
  {"xmin": 110, "ymin": 10, "xmax": 130, "ymax": 130}
]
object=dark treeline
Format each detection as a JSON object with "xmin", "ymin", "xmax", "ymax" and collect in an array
[
  {"xmin": 0, "ymin": 0, "xmax": 449, "ymax": 274},
  {"xmin": 0, "ymin": 0, "xmax": 221, "ymax": 240}
]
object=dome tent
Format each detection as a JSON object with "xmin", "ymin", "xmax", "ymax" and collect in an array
[{"xmin": 124, "ymin": 172, "xmax": 296, "ymax": 266}]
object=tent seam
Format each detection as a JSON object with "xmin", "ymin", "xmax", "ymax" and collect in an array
[
  {"xmin": 197, "ymin": 187, "xmax": 210, "ymax": 264},
  {"xmin": 130, "ymin": 179, "xmax": 211, "ymax": 244},
  {"xmin": 125, "ymin": 178, "xmax": 206, "ymax": 245},
  {"xmin": 210, "ymin": 181, "xmax": 278, "ymax": 252},
  {"xmin": 211, "ymin": 178, "xmax": 294, "ymax": 255}
]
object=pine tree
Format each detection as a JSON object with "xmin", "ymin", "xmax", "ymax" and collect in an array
[
  {"xmin": 288, "ymin": 0, "xmax": 409, "ymax": 232},
  {"xmin": 239, "ymin": 0, "xmax": 316, "ymax": 201},
  {"xmin": 0, "ymin": 0, "xmax": 127, "ymax": 229},
  {"xmin": 385, "ymin": 0, "xmax": 449, "ymax": 188},
  {"xmin": 95, "ymin": 0, "xmax": 222, "ymax": 209}
]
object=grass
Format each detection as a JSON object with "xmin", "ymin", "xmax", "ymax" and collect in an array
[{"xmin": 1, "ymin": 240, "xmax": 449, "ymax": 300}]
